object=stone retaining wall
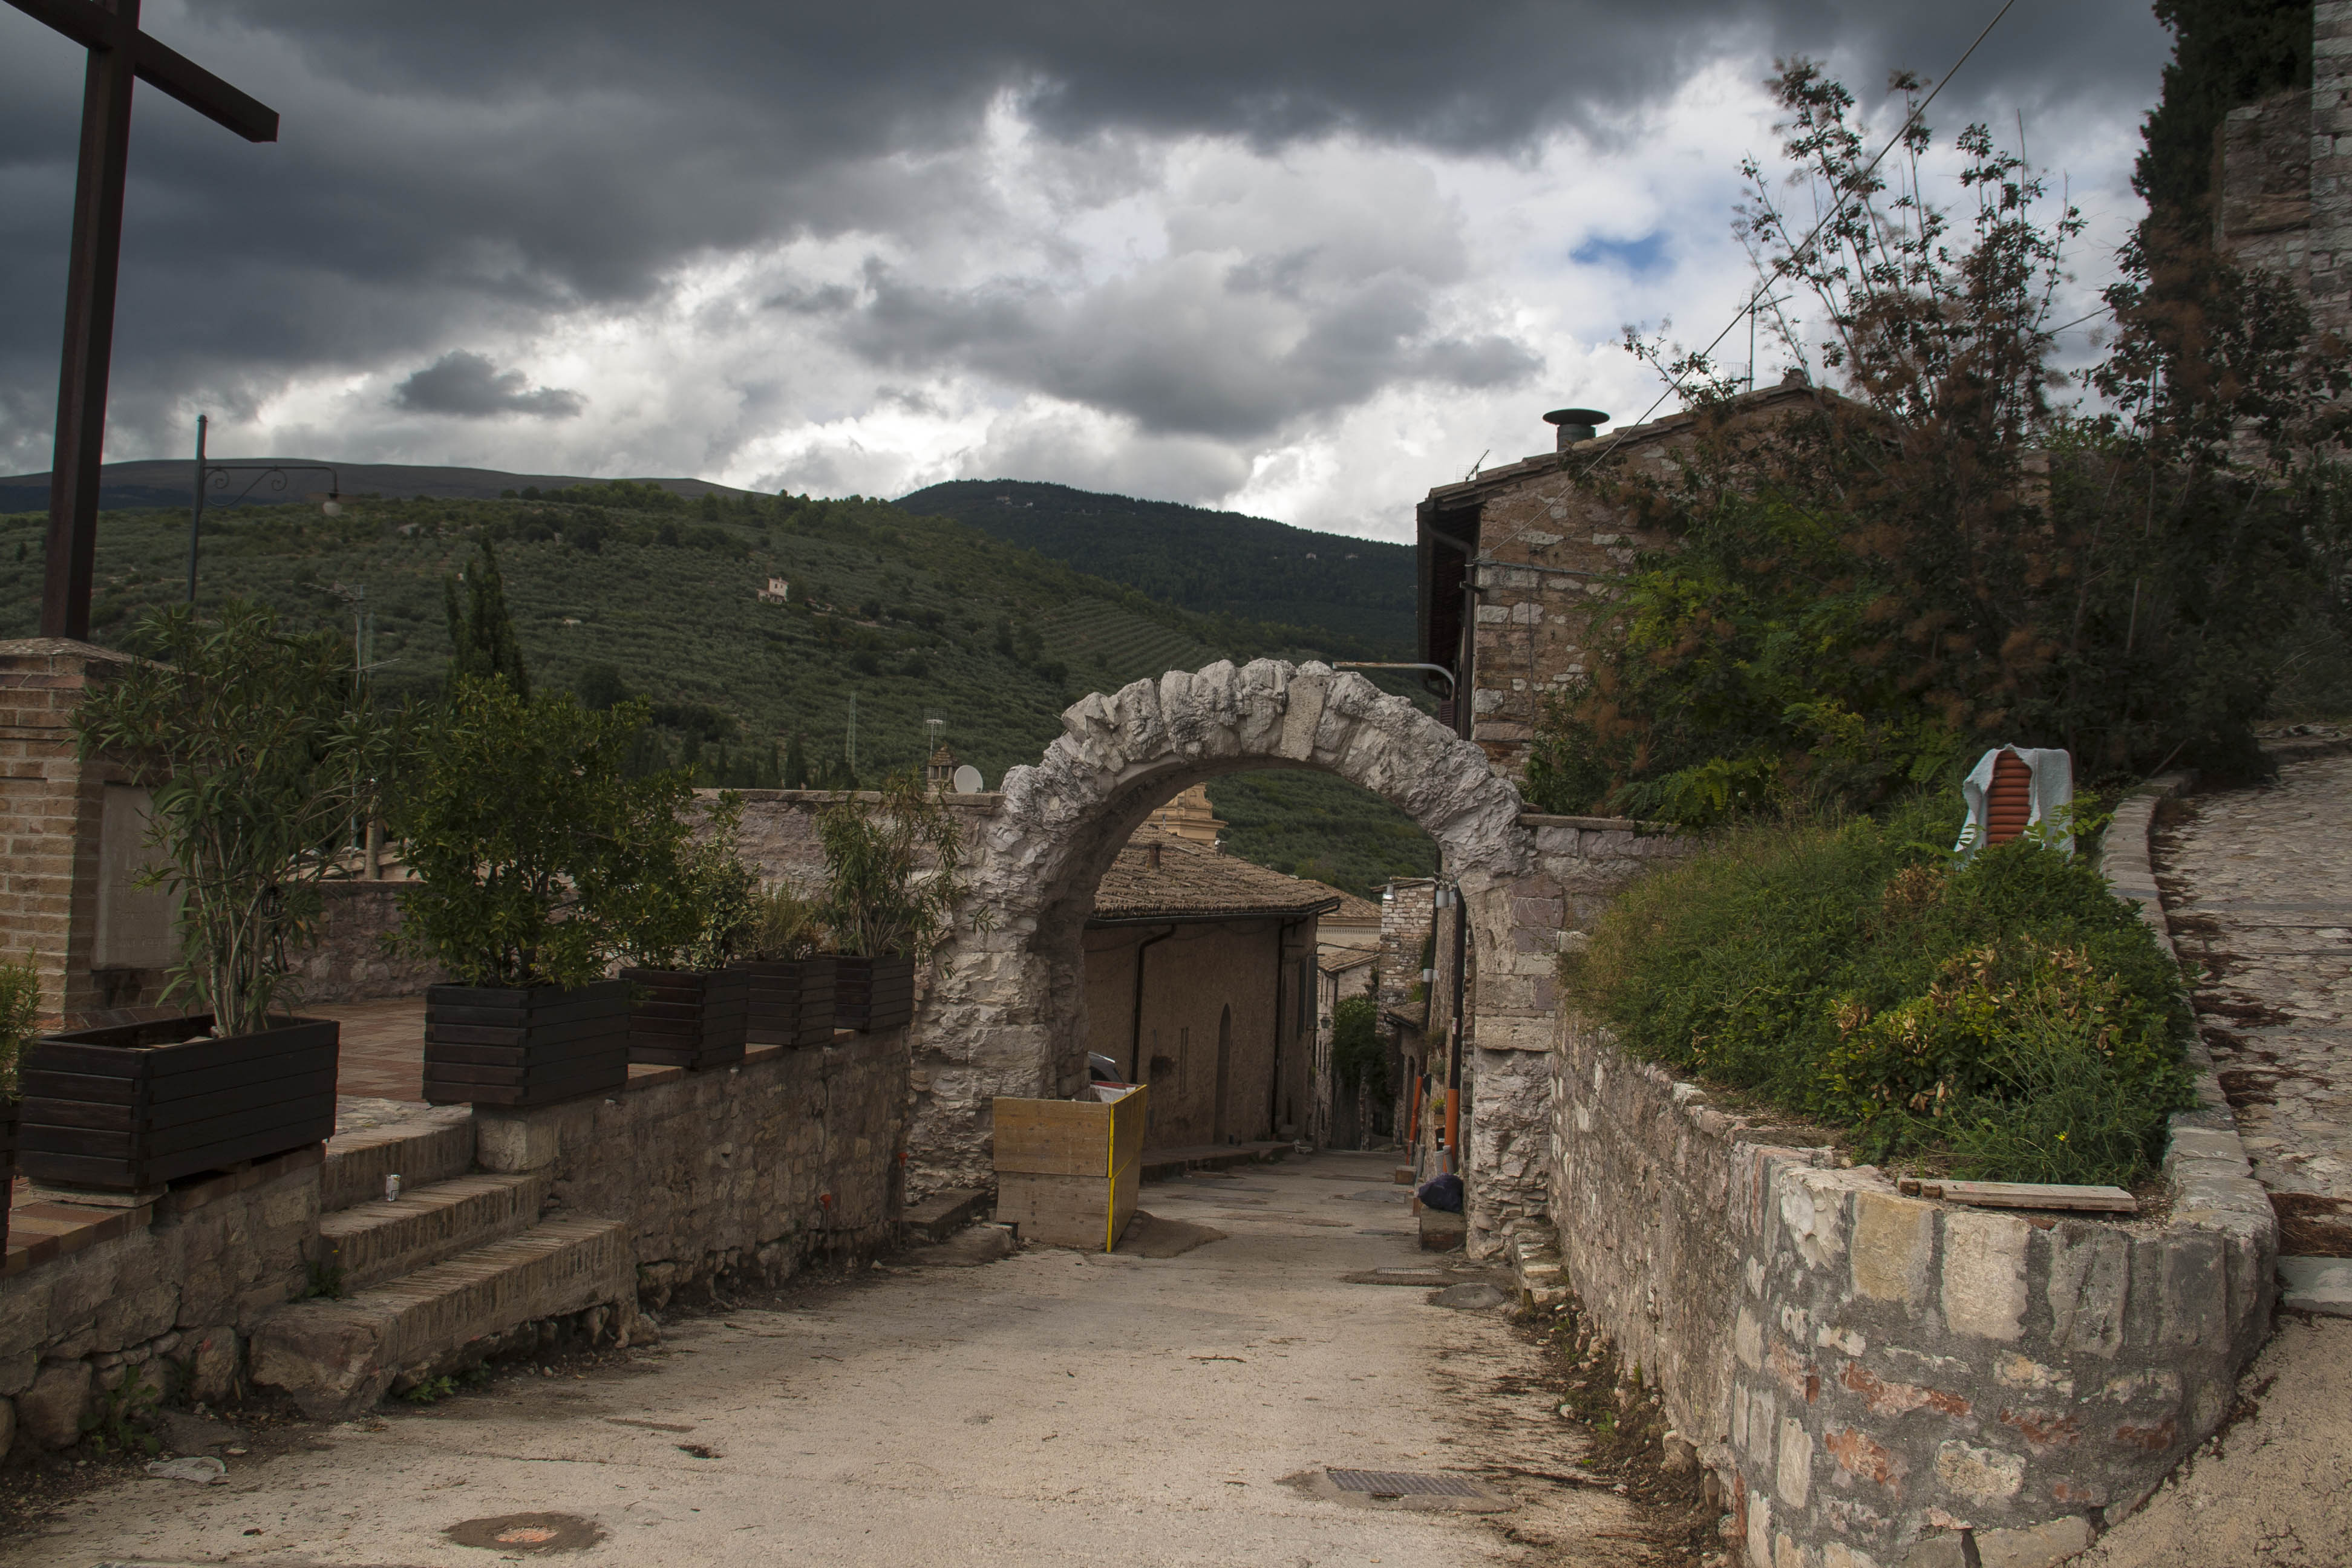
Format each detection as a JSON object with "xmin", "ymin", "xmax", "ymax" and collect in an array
[
  {"xmin": 1, "ymin": 1032, "xmax": 909, "ymax": 1459},
  {"xmin": 1539, "ymin": 790, "xmax": 2278, "ymax": 1568},
  {"xmin": 0, "ymin": 1146, "xmax": 319, "ymax": 1459},
  {"xmin": 283, "ymin": 882, "xmax": 445, "ymax": 1005},
  {"xmin": 473, "ymin": 1031, "xmax": 909, "ymax": 1307}
]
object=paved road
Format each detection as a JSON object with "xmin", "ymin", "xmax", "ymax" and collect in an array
[
  {"xmin": 4, "ymin": 1151, "xmax": 1661, "ymax": 1568},
  {"xmin": 2084, "ymin": 753, "xmax": 2352, "ymax": 1568}
]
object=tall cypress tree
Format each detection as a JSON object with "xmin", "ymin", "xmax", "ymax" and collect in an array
[
  {"xmin": 444, "ymin": 540, "xmax": 530, "ymax": 697},
  {"xmin": 783, "ymin": 730, "xmax": 808, "ymax": 789}
]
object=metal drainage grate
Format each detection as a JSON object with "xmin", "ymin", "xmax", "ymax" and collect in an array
[{"xmin": 1327, "ymin": 1468, "xmax": 1486, "ymax": 1498}]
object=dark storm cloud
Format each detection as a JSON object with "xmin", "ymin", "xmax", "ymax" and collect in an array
[
  {"xmin": 393, "ymin": 351, "xmax": 584, "ymax": 419},
  {"xmin": 0, "ymin": 0, "xmax": 2166, "ymax": 468}
]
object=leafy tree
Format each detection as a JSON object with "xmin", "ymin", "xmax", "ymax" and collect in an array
[
  {"xmin": 74, "ymin": 603, "xmax": 389, "ymax": 1033},
  {"xmin": 1525, "ymin": 62, "xmax": 2348, "ymax": 824},
  {"xmin": 390, "ymin": 679, "xmax": 693, "ymax": 987},
  {"xmin": 574, "ymin": 662, "xmax": 629, "ymax": 711},
  {"xmin": 619, "ymin": 794, "xmax": 759, "ymax": 972},
  {"xmin": 443, "ymin": 540, "xmax": 529, "ymax": 696}
]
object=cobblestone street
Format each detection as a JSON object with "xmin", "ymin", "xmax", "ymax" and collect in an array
[
  {"xmin": 2083, "ymin": 750, "xmax": 2352, "ymax": 1568},
  {"xmin": 2158, "ymin": 753, "xmax": 2352, "ymax": 1228}
]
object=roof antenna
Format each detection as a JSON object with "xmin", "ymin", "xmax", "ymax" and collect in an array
[{"xmin": 1463, "ymin": 449, "xmax": 1488, "ymax": 482}]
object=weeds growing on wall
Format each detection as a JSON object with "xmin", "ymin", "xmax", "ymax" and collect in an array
[
  {"xmin": 1561, "ymin": 799, "xmax": 2197, "ymax": 1185},
  {"xmin": 0, "ymin": 958, "xmax": 38, "ymax": 1101}
]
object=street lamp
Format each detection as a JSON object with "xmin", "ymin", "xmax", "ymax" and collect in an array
[{"xmin": 185, "ymin": 414, "xmax": 344, "ymax": 602}]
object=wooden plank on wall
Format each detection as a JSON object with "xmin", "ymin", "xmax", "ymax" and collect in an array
[
  {"xmin": 995, "ymin": 1171, "xmax": 1113, "ymax": 1249},
  {"xmin": 993, "ymin": 1097, "xmax": 1112, "ymax": 1177}
]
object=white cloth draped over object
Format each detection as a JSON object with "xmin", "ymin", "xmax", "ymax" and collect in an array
[{"xmin": 1955, "ymin": 746, "xmax": 2074, "ymax": 855}]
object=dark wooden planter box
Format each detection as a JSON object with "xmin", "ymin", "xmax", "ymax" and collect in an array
[
  {"xmin": 621, "ymin": 967, "xmax": 748, "ymax": 1071},
  {"xmin": 832, "ymin": 955, "xmax": 913, "ymax": 1033},
  {"xmin": 18, "ymin": 1015, "xmax": 339, "ymax": 1191},
  {"xmin": 423, "ymin": 980, "xmax": 630, "ymax": 1108},
  {"xmin": 731, "ymin": 958, "xmax": 835, "ymax": 1048}
]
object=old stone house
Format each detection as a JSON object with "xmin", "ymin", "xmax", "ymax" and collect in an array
[
  {"xmin": 2210, "ymin": 7, "xmax": 2352, "ymax": 342},
  {"xmin": 1079, "ymin": 831, "xmax": 1333, "ymax": 1150}
]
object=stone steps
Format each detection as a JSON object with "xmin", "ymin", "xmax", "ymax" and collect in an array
[
  {"xmin": 318, "ymin": 1171, "xmax": 550, "ymax": 1293},
  {"xmin": 250, "ymin": 1215, "xmax": 635, "ymax": 1418},
  {"xmin": 903, "ymin": 1186, "xmax": 990, "ymax": 1244},
  {"xmin": 321, "ymin": 1109, "xmax": 474, "ymax": 1212}
]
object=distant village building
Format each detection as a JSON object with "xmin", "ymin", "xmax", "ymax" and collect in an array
[
  {"xmin": 1137, "ymin": 782, "xmax": 1226, "ymax": 846},
  {"xmin": 757, "ymin": 577, "xmax": 790, "ymax": 604},
  {"xmin": 924, "ymin": 745, "xmax": 957, "ymax": 792},
  {"xmin": 1081, "ymin": 831, "xmax": 1334, "ymax": 1150},
  {"xmin": 1310, "ymin": 884, "xmax": 1383, "ymax": 1148}
]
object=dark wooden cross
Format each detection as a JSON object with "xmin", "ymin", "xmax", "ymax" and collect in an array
[{"xmin": 10, "ymin": 0, "xmax": 277, "ymax": 640}]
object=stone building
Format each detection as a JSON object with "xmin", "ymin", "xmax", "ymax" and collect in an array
[
  {"xmin": 1308, "ymin": 884, "xmax": 1382, "ymax": 1147},
  {"xmin": 1415, "ymin": 384, "xmax": 1827, "ymax": 780},
  {"xmin": 1079, "ymin": 831, "xmax": 1334, "ymax": 1150},
  {"xmin": 2212, "ymin": 2, "xmax": 2352, "ymax": 342},
  {"xmin": 1135, "ymin": 781, "xmax": 1227, "ymax": 846}
]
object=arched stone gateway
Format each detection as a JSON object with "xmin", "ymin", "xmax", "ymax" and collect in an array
[{"xmin": 912, "ymin": 658, "xmax": 1543, "ymax": 1227}]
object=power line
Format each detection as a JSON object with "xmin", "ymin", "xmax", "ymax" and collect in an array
[{"xmin": 1531, "ymin": 0, "xmax": 2022, "ymax": 507}]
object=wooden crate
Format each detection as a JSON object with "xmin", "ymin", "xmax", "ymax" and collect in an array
[
  {"xmin": 833, "ymin": 955, "xmax": 913, "ymax": 1033},
  {"xmin": 991, "ymin": 1086, "xmax": 1148, "ymax": 1250},
  {"xmin": 733, "ymin": 957, "xmax": 835, "ymax": 1048},
  {"xmin": 423, "ymin": 981, "xmax": 630, "ymax": 1108},
  {"xmin": 621, "ymin": 966, "xmax": 750, "ymax": 1070},
  {"xmin": 19, "ymin": 1015, "xmax": 339, "ymax": 1190}
]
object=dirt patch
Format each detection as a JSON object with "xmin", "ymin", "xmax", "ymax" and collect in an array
[
  {"xmin": 445, "ymin": 1511, "xmax": 605, "ymax": 1553},
  {"xmin": 2274, "ymin": 1194, "xmax": 2352, "ymax": 1258},
  {"xmin": 1507, "ymin": 1296, "xmax": 1722, "ymax": 1565},
  {"xmin": 1113, "ymin": 1212, "xmax": 1227, "ymax": 1258}
]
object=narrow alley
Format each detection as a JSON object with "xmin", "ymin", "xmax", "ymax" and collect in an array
[{"xmin": 2, "ymin": 1152, "xmax": 1677, "ymax": 1567}]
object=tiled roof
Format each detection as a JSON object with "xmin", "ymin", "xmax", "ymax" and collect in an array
[
  {"xmin": 1089, "ymin": 832, "xmax": 1345, "ymax": 924},
  {"xmin": 1308, "ymin": 886, "xmax": 1382, "ymax": 925}
]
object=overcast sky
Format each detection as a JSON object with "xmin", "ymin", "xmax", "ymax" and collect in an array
[{"xmin": 0, "ymin": 1, "xmax": 2170, "ymax": 540}]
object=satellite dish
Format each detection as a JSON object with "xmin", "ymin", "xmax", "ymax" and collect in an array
[{"xmin": 952, "ymin": 764, "xmax": 984, "ymax": 794}]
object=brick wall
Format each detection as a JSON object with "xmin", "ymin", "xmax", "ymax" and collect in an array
[{"xmin": 0, "ymin": 639, "xmax": 161, "ymax": 1024}]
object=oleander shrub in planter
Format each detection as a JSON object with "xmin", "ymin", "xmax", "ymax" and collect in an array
[
  {"xmin": 618, "ymin": 795, "xmax": 759, "ymax": 1071},
  {"xmin": 817, "ymin": 772, "xmax": 972, "ymax": 1031},
  {"xmin": 732, "ymin": 879, "xmax": 835, "ymax": 1049},
  {"xmin": 1563, "ymin": 797, "xmax": 2198, "ymax": 1186},
  {"xmin": 27, "ymin": 604, "xmax": 384, "ymax": 1189},
  {"xmin": 391, "ymin": 678, "xmax": 693, "ymax": 1106}
]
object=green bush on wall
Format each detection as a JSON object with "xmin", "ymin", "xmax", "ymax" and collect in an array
[{"xmin": 1562, "ymin": 799, "xmax": 2199, "ymax": 1186}]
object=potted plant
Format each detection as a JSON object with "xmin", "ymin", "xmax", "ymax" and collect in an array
[
  {"xmin": 616, "ymin": 795, "xmax": 757, "ymax": 1071},
  {"xmin": 731, "ymin": 878, "xmax": 835, "ymax": 1049},
  {"xmin": 816, "ymin": 771, "xmax": 971, "ymax": 1032},
  {"xmin": 25, "ymin": 603, "xmax": 383, "ymax": 1191},
  {"xmin": 0, "ymin": 958, "xmax": 37, "ymax": 1250},
  {"xmin": 390, "ymin": 677, "xmax": 692, "ymax": 1107}
]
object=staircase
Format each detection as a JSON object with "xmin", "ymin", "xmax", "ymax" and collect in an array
[{"xmin": 250, "ymin": 1109, "xmax": 638, "ymax": 1419}]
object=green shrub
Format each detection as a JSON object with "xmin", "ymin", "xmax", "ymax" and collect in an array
[
  {"xmin": 817, "ymin": 771, "xmax": 973, "ymax": 964},
  {"xmin": 0, "ymin": 957, "xmax": 38, "ymax": 1100},
  {"xmin": 618, "ymin": 794, "xmax": 759, "ymax": 972},
  {"xmin": 1563, "ymin": 800, "xmax": 2197, "ymax": 1184},
  {"xmin": 1331, "ymin": 993, "xmax": 1386, "ymax": 1103},
  {"xmin": 390, "ymin": 678, "xmax": 694, "ymax": 987}
]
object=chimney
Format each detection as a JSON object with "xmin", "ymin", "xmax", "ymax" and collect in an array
[
  {"xmin": 1543, "ymin": 407, "xmax": 1610, "ymax": 451},
  {"xmin": 1146, "ymin": 841, "xmax": 1162, "ymax": 870}
]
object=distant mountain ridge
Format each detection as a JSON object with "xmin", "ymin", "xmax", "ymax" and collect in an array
[
  {"xmin": 896, "ymin": 479, "xmax": 1415, "ymax": 655},
  {"xmin": 0, "ymin": 459, "xmax": 757, "ymax": 517}
]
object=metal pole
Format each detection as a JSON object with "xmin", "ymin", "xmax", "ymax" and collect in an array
[{"xmin": 185, "ymin": 413, "xmax": 206, "ymax": 603}]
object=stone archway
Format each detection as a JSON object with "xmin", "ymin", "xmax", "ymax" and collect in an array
[{"xmin": 913, "ymin": 658, "xmax": 1537, "ymax": 1201}]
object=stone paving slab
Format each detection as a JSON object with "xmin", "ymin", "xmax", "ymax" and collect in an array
[{"xmin": 2158, "ymin": 754, "xmax": 2352, "ymax": 1215}]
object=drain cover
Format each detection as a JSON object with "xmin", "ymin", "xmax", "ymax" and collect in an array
[{"xmin": 1327, "ymin": 1468, "xmax": 1486, "ymax": 1498}]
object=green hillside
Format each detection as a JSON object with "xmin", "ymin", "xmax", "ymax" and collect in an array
[
  {"xmin": 0, "ymin": 488, "xmax": 1439, "ymax": 895},
  {"xmin": 895, "ymin": 479, "xmax": 1416, "ymax": 654}
]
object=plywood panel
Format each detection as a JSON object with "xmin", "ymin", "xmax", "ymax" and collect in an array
[{"xmin": 993, "ymin": 1097, "xmax": 1112, "ymax": 1176}]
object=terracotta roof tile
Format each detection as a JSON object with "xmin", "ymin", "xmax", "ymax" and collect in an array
[{"xmin": 1089, "ymin": 832, "xmax": 1344, "ymax": 923}]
